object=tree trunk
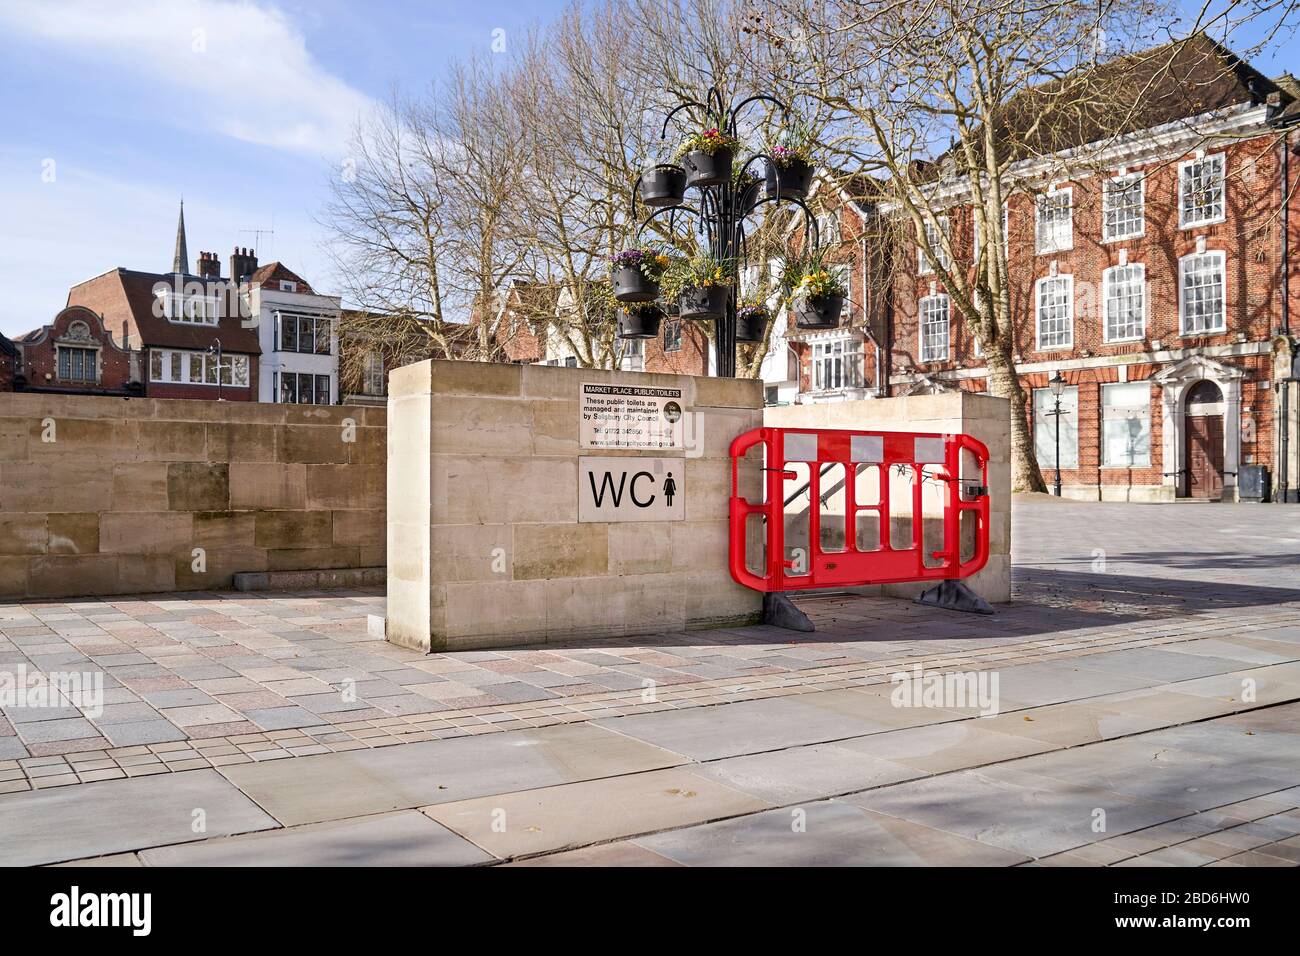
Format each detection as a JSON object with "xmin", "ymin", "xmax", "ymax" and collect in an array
[{"xmin": 984, "ymin": 340, "xmax": 1047, "ymax": 493}]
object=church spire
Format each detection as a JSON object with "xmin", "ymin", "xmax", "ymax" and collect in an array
[{"xmin": 172, "ymin": 199, "xmax": 189, "ymax": 275}]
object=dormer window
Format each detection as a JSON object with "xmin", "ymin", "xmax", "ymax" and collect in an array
[{"xmin": 157, "ymin": 290, "xmax": 219, "ymax": 325}]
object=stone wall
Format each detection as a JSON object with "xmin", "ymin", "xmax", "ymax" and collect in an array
[
  {"xmin": 0, "ymin": 393, "xmax": 385, "ymax": 599},
  {"xmin": 764, "ymin": 392, "xmax": 1012, "ymax": 603},
  {"xmin": 386, "ymin": 360, "xmax": 764, "ymax": 652}
]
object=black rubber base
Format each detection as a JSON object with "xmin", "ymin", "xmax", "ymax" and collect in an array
[
  {"xmin": 762, "ymin": 592, "xmax": 816, "ymax": 632},
  {"xmin": 914, "ymin": 579, "xmax": 994, "ymax": 615}
]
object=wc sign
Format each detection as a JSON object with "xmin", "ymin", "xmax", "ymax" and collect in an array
[{"xmin": 579, "ymin": 456, "xmax": 684, "ymax": 522}]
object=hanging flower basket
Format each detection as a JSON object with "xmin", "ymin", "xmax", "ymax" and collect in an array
[
  {"xmin": 764, "ymin": 156, "xmax": 814, "ymax": 199},
  {"xmin": 682, "ymin": 148, "xmax": 734, "ymax": 188},
  {"xmin": 617, "ymin": 303, "xmax": 663, "ymax": 339},
  {"xmin": 661, "ymin": 254, "xmax": 734, "ymax": 321},
  {"xmin": 610, "ymin": 248, "xmax": 671, "ymax": 303},
  {"xmin": 678, "ymin": 283, "xmax": 730, "ymax": 321},
  {"xmin": 785, "ymin": 257, "xmax": 847, "ymax": 330},
  {"xmin": 793, "ymin": 293, "xmax": 844, "ymax": 329},
  {"xmin": 639, "ymin": 165, "xmax": 687, "ymax": 207},
  {"xmin": 676, "ymin": 127, "xmax": 739, "ymax": 189},
  {"xmin": 735, "ymin": 305, "xmax": 768, "ymax": 342}
]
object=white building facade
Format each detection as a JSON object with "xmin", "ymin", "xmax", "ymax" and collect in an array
[{"xmin": 246, "ymin": 265, "xmax": 342, "ymax": 405}]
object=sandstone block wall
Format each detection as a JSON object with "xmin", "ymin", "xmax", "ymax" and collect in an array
[
  {"xmin": 0, "ymin": 393, "xmax": 385, "ymax": 599},
  {"xmin": 386, "ymin": 360, "xmax": 764, "ymax": 652}
]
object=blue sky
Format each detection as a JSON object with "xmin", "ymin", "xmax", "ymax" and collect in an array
[
  {"xmin": 0, "ymin": 0, "xmax": 1293, "ymax": 337},
  {"xmin": 0, "ymin": 0, "xmax": 567, "ymax": 336}
]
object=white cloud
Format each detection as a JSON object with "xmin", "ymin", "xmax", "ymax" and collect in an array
[{"xmin": 0, "ymin": 0, "xmax": 374, "ymax": 156}]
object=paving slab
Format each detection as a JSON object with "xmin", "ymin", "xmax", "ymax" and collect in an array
[
  {"xmin": 1169, "ymin": 664, "xmax": 1300, "ymax": 707},
  {"xmin": 15, "ymin": 717, "xmax": 101, "ymax": 743},
  {"xmin": 686, "ymin": 742, "xmax": 924, "ymax": 804},
  {"xmin": 974, "ymin": 701, "xmax": 1170, "ymax": 747},
  {"xmin": 220, "ymin": 722, "xmax": 687, "ymax": 826},
  {"xmin": 839, "ymin": 721, "xmax": 1059, "ymax": 775},
  {"xmin": 594, "ymin": 689, "xmax": 960, "ymax": 762},
  {"xmin": 98, "ymin": 719, "xmax": 188, "ymax": 747},
  {"xmin": 0, "ymin": 768, "xmax": 278, "ymax": 866},
  {"xmin": 842, "ymin": 765, "xmax": 1187, "ymax": 859},
  {"xmin": 1071, "ymin": 647, "xmax": 1257, "ymax": 683},
  {"xmin": 985, "ymin": 660, "xmax": 1158, "ymax": 709},
  {"xmin": 1162, "ymin": 637, "xmax": 1299, "ymax": 667},
  {"xmin": 635, "ymin": 800, "xmax": 1029, "ymax": 866},
  {"xmin": 1085, "ymin": 686, "xmax": 1247, "ymax": 725},
  {"xmin": 1009, "ymin": 737, "xmax": 1300, "ymax": 813},
  {"xmin": 424, "ymin": 767, "xmax": 769, "ymax": 859},
  {"xmin": 137, "ymin": 810, "xmax": 491, "ymax": 866}
]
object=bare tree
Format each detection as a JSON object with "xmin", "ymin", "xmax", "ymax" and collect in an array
[
  {"xmin": 759, "ymin": 0, "xmax": 1297, "ymax": 490},
  {"xmin": 322, "ymin": 94, "xmax": 460, "ymax": 383}
]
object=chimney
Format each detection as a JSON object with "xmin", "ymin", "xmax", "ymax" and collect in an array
[
  {"xmin": 197, "ymin": 251, "xmax": 221, "ymax": 280},
  {"xmin": 229, "ymin": 246, "xmax": 258, "ymax": 282}
]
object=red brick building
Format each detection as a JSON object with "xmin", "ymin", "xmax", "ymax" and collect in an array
[
  {"xmin": 10, "ymin": 306, "xmax": 140, "ymax": 396},
  {"xmin": 0, "ymin": 333, "xmax": 16, "ymax": 391},
  {"xmin": 787, "ymin": 38, "xmax": 1300, "ymax": 503},
  {"xmin": 63, "ymin": 203, "xmax": 260, "ymax": 401}
]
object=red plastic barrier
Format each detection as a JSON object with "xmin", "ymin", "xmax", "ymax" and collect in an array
[{"xmin": 729, "ymin": 427, "xmax": 990, "ymax": 592}]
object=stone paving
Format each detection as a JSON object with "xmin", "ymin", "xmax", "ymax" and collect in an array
[{"xmin": 2, "ymin": 496, "xmax": 1300, "ymax": 865}]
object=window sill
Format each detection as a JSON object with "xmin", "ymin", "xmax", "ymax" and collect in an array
[
  {"xmin": 1035, "ymin": 245, "xmax": 1073, "ymax": 256},
  {"xmin": 1101, "ymin": 231, "xmax": 1144, "ymax": 244},
  {"xmin": 1033, "ymin": 345, "xmax": 1074, "ymax": 353},
  {"xmin": 1100, "ymin": 464, "xmax": 1153, "ymax": 470},
  {"xmin": 1102, "ymin": 336, "xmax": 1146, "ymax": 345},
  {"xmin": 1179, "ymin": 216, "xmax": 1225, "ymax": 231},
  {"xmin": 1176, "ymin": 328, "xmax": 1227, "ymax": 339},
  {"xmin": 806, "ymin": 385, "xmax": 867, "ymax": 395}
]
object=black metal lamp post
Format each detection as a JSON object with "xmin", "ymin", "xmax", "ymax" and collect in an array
[
  {"xmin": 207, "ymin": 338, "xmax": 225, "ymax": 403},
  {"xmin": 624, "ymin": 87, "xmax": 822, "ymax": 378},
  {"xmin": 1047, "ymin": 370, "xmax": 1066, "ymax": 497}
]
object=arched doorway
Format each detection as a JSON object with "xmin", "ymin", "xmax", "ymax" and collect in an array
[{"xmin": 1184, "ymin": 379, "xmax": 1225, "ymax": 499}]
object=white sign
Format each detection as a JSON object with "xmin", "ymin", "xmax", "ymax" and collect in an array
[
  {"xmin": 580, "ymin": 383, "xmax": 684, "ymax": 450},
  {"xmin": 579, "ymin": 456, "xmax": 684, "ymax": 522}
]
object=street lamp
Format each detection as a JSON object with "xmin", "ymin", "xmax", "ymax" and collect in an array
[
  {"xmin": 207, "ymin": 338, "xmax": 226, "ymax": 403},
  {"xmin": 1047, "ymin": 370, "xmax": 1066, "ymax": 497},
  {"xmin": 619, "ymin": 87, "xmax": 826, "ymax": 378}
]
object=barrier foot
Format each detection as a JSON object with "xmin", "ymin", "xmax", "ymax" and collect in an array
[
  {"xmin": 762, "ymin": 592, "xmax": 816, "ymax": 632},
  {"xmin": 915, "ymin": 580, "xmax": 994, "ymax": 615}
]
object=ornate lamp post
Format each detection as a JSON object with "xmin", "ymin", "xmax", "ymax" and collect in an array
[
  {"xmin": 615, "ymin": 87, "xmax": 836, "ymax": 378},
  {"xmin": 1047, "ymin": 370, "xmax": 1067, "ymax": 497}
]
